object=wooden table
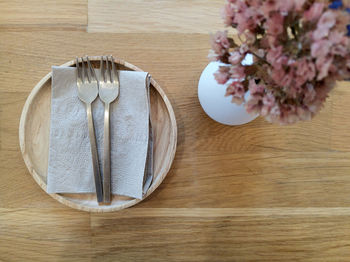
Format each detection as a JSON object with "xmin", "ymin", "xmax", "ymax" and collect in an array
[{"xmin": 1, "ymin": 1, "xmax": 350, "ymax": 261}]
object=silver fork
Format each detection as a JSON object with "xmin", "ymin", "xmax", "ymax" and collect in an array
[
  {"xmin": 99, "ymin": 55, "xmax": 120, "ymax": 203},
  {"xmin": 76, "ymin": 56, "xmax": 103, "ymax": 203}
]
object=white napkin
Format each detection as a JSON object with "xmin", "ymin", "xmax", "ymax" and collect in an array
[{"xmin": 47, "ymin": 66, "xmax": 152, "ymax": 199}]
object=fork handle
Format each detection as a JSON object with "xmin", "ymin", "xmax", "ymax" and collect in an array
[
  {"xmin": 86, "ymin": 103, "xmax": 103, "ymax": 203},
  {"xmin": 103, "ymin": 102, "xmax": 111, "ymax": 203}
]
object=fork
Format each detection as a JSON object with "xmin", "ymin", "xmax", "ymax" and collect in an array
[
  {"xmin": 76, "ymin": 56, "xmax": 103, "ymax": 203},
  {"xmin": 99, "ymin": 55, "xmax": 120, "ymax": 203}
]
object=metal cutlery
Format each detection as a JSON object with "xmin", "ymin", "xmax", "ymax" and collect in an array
[
  {"xmin": 76, "ymin": 56, "xmax": 104, "ymax": 203},
  {"xmin": 98, "ymin": 56, "xmax": 120, "ymax": 203}
]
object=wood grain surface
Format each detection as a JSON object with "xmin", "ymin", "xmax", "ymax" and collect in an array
[
  {"xmin": 88, "ymin": 0, "xmax": 223, "ymax": 33},
  {"xmin": 1, "ymin": 0, "xmax": 350, "ymax": 261},
  {"xmin": 0, "ymin": 0, "xmax": 86, "ymax": 31}
]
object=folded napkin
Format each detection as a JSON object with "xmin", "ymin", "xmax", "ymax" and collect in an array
[{"xmin": 47, "ymin": 66, "xmax": 152, "ymax": 199}]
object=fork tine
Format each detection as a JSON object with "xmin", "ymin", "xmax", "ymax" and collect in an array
[
  {"xmin": 83, "ymin": 57, "xmax": 92, "ymax": 83},
  {"xmin": 104, "ymin": 56, "xmax": 107, "ymax": 82},
  {"xmin": 109, "ymin": 56, "xmax": 114, "ymax": 83},
  {"xmin": 81, "ymin": 57, "xmax": 86, "ymax": 83},
  {"xmin": 106, "ymin": 56, "xmax": 111, "ymax": 82},
  {"xmin": 86, "ymin": 56, "xmax": 96, "ymax": 82},
  {"xmin": 110, "ymin": 56, "xmax": 119, "ymax": 85},
  {"xmin": 100, "ymin": 56, "xmax": 105, "ymax": 83},
  {"xmin": 76, "ymin": 57, "xmax": 82, "ymax": 81}
]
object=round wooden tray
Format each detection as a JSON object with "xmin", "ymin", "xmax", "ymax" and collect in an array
[{"xmin": 19, "ymin": 57, "xmax": 177, "ymax": 212}]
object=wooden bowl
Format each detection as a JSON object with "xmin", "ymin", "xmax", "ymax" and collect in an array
[{"xmin": 19, "ymin": 57, "xmax": 177, "ymax": 212}]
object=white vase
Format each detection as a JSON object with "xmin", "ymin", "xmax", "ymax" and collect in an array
[{"xmin": 197, "ymin": 56, "xmax": 258, "ymax": 126}]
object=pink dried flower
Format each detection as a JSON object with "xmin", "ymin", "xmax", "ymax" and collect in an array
[
  {"xmin": 297, "ymin": 107, "xmax": 312, "ymax": 121},
  {"xmin": 278, "ymin": 1, "xmax": 294, "ymax": 13},
  {"xmin": 311, "ymin": 39, "xmax": 332, "ymax": 58},
  {"xmin": 209, "ymin": 0, "xmax": 350, "ymax": 124},
  {"xmin": 316, "ymin": 56, "xmax": 333, "ymax": 80},
  {"xmin": 214, "ymin": 66, "xmax": 230, "ymax": 84},
  {"xmin": 229, "ymin": 51, "xmax": 243, "ymax": 64},
  {"xmin": 208, "ymin": 50, "xmax": 219, "ymax": 61},
  {"xmin": 312, "ymin": 11, "xmax": 337, "ymax": 40},
  {"xmin": 293, "ymin": 0, "xmax": 306, "ymax": 11},
  {"xmin": 318, "ymin": 10, "xmax": 336, "ymax": 30},
  {"xmin": 261, "ymin": 0, "xmax": 278, "ymax": 17},
  {"xmin": 261, "ymin": 92, "xmax": 276, "ymax": 116},
  {"xmin": 222, "ymin": 4, "xmax": 235, "ymax": 26},
  {"xmin": 264, "ymin": 105, "xmax": 281, "ymax": 123},
  {"xmin": 239, "ymin": 44, "xmax": 249, "ymax": 54},
  {"xmin": 312, "ymin": 26, "xmax": 329, "ymax": 40},
  {"xmin": 225, "ymin": 81, "xmax": 246, "ymax": 105},
  {"xmin": 266, "ymin": 46, "xmax": 283, "ymax": 64},
  {"xmin": 234, "ymin": 2, "xmax": 253, "ymax": 33},
  {"xmin": 248, "ymin": 79, "xmax": 265, "ymax": 94},
  {"xmin": 281, "ymin": 69, "xmax": 294, "ymax": 88},
  {"xmin": 265, "ymin": 13, "xmax": 284, "ymax": 36},
  {"xmin": 230, "ymin": 65, "xmax": 246, "ymax": 80},
  {"xmin": 247, "ymin": 0, "xmax": 262, "ymax": 8},
  {"xmin": 330, "ymin": 31, "xmax": 349, "ymax": 56},
  {"xmin": 245, "ymin": 95, "xmax": 263, "ymax": 114},
  {"xmin": 304, "ymin": 3, "xmax": 325, "ymax": 22},
  {"xmin": 304, "ymin": 83, "xmax": 316, "ymax": 104},
  {"xmin": 296, "ymin": 58, "xmax": 316, "ymax": 85},
  {"xmin": 210, "ymin": 31, "xmax": 230, "ymax": 59},
  {"xmin": 330, "ymin": 30, "xmax": 347, "ymax": 45}
]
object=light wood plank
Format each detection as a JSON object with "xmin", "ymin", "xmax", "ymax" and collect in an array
[
  {"xmin": 0, "ymin": 208, "xmax": 92, "ymax": 262},
  {"xmin": 92, "ymin": 207, "xmax": 350, "ymax": 217},
  {"xmin": 91, "ymin": 208, "xmax": 350, "ymax": 262},
  {"xmin": 0, "ymin": 0, "xmax": 87, "ymax": 31},
  {"xmin": 0, "ymin": 92, "xmax": 27, "ymax": 151},
  {"xmin": 4, "ymin": 144, "xmax": 350, "ymax": 209},
  {"xmin": 88, "ymin": 0, "xmax": 224, "ymax": 33},
  {"xmin": 140, "ymin": 151, "xmax": 350, "ymax": 208}
]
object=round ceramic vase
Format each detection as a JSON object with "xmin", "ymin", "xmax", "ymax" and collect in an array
[{"xmin": 198, "ymin": 54, "xmax": 258, "ymax": 126}]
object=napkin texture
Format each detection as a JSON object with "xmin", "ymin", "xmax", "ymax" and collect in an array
[{"xmin": 47, "ymin": 66, "xmax": 151, "ymax": 199}]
